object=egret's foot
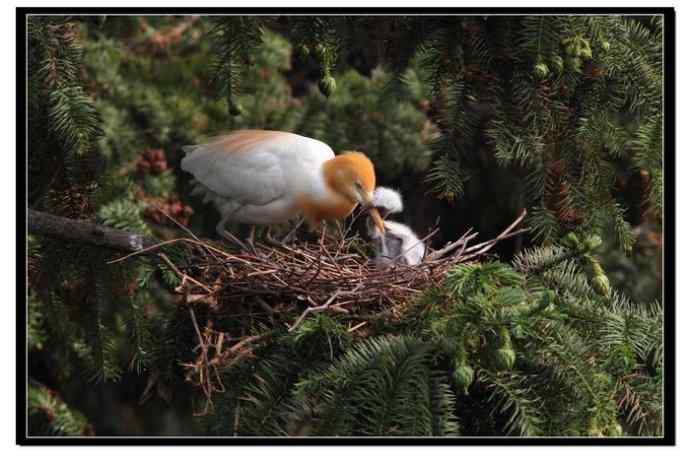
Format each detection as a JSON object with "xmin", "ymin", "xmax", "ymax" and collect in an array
[
  {"xmin": 264, "ymin": 227, "xmax": 285, "ymax": 247},
  {"xmin": 319, "ymin": 222, "xmax": 328, "ymax": 246}
]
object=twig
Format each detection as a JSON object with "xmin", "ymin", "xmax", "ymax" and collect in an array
[
  {"xmin": 289, "ymin": 289, "xmax": 344, "ymax": 332},
  {"xmin": 159, "ymin": 252, "xmax": 213, "ymax": 293},
  {"xmin": 348, "ymin": 321, "xmax": 368, "ymax": 333},
  {"xmin": 108, "ymin": 237, "xmax": 251, "ymax": 265},
  {"xmin": 425, "ymin": 228, "xmax": 477, "ymax": 261},
  {"xmin": 255, "ymin": 297, "xmax": 276, "ymax": 324},
  {"xmin": 341, "ymin": 206, "xmax": 367, "ymax": 239},
  {"xmin": 465, "ymin": 227, "xmax": 530, "ymax": 258},
  {"xmin": 159, "ymin": 207, "xmax": 201, "ymax": 241},
  {"xmin": 106, "ymin": 238, "xmax": 189, "ymax": 264},
  {"xmin": 185, "ymin": 305, "xmax": 215, "ymax": 416},
  {"xmin": 188, "ymin": 306, "xmax": 207, "ymax": 357},
  {"xmin": 462, "ymin": 208, "xmax": 527, "ymax": 254},
  {"xmin": 222, "ymin": 230, "xmax": 250, "ymax": 253}
]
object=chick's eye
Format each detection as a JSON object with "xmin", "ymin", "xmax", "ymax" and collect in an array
[{"xmin": 354, "ymin": 181, "xmax": 363, "ymax": 190}]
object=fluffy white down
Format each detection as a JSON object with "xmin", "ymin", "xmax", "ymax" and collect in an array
[
  {"xmin": 181, "ymin": 132, "xmax": 335, "ymax": 225},
  {"xmin": 372, "ymin": 187, "xmax": 404, "ymax": 216}
]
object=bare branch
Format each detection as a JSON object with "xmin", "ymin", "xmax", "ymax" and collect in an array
[{"xmin": 28, "ymin": 209, "xmax": 158, "ymax": 253}]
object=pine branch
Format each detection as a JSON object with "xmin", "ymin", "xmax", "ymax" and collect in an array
[
  {"xmin": 479, "ymin": 370, "xmax": 544, "ymax": 436},
  {"xmin": 28, "ymin": 383, "xmax": 94, "ymax": 436},
  {"xmin": 28, "ymin": 209, "xmax": 158, "ymax": 254}
]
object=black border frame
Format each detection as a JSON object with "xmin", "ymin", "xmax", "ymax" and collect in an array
[{"xmin": 16, "ymin": 7, "xmax": 676, "ymax": 446}]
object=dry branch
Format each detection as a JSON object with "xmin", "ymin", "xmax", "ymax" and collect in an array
[{"xmin": 28, "ymin": 209, "xmax": 158, "ymax": 253}]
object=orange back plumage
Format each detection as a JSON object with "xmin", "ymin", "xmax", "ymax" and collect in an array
[{"xmin": 209, "ymin": 130, "xmax": 295, "ymax": 156}]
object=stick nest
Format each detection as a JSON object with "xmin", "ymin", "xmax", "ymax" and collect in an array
[{"xmin": 153, "ymin": 209, "xmax": 528, "ymax": 320}]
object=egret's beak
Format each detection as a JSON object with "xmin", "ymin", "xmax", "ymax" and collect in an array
[
  {"xmin": 368, "ymin": 207, "xmax": 386, "ymax": 235},
  {"xmin": 358, "ymin": 190, "xmax": 386, "ymax": 235}
]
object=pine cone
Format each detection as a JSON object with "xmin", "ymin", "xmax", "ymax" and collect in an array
[
  {"xmin": 136, "ymin": 160, "xmax": 151, "ymax": 174},
  {"xmin": 591, "ymin": 274, "xmax": 611, "ymax": 297},
  {"xmin": 453, "ymin": 364, "xmax": 475, "ymax": 394},
  {"xmin": 495, "ymin": 347, "xmax": 516, "ymax": 371},
  {"xmin": 144, "ymin": 198, "xmax": 193, "ymax": 226},
  {"xmin": 137, "ymin": 149, "xmax": 168, "ymax": 175}
]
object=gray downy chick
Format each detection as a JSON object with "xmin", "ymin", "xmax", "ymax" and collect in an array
[
  {"xmin": 369, "ymin": 220, "xmax": 426, "ymax": 266},
  {"xmin": 368, "ymin": 187, "xmax": 425, "ymax": 266}
]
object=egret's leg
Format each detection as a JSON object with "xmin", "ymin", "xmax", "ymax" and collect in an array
[
  {"xmin": 319, "ymin": 221, "xmax": 327, "ymax": 246},
  {"xmin": 334, "ymin": 219, "xmax": 345, "ymax": 241},
  {"xmin": 264, "ymin": 225, "xmax": 283, "ymax": 247},
  {"xmin": 264, "ymin": 226, "xmax": 281, "ymax": 247},
  {"xmin": 217, "ymin": 204, "xmax": 247, "ymax": 239},
  {"xmin": 281, "ymin": 217, "xmax": 305, "ymax": 244},
  {"xmin": 246, "ymin": 225, "xmax": 257, "ymax": 253},
  {"xmin": 216, "ymin": 212, "xmax": 232, "ymax": 239}
]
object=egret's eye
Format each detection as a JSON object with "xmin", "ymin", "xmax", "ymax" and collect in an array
[{"xmin": 354, "ymin": 181, "xmax": 363, "ymax": 191}]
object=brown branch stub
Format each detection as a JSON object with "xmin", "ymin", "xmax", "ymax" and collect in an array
[{"xmin": 28, "ymin": 209, "xmax": 158, "ymax": 254}]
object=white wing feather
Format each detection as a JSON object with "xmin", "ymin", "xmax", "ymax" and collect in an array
[{"xmin": 181, "ymin": 130, "xmax": 335, "ymax": 207}]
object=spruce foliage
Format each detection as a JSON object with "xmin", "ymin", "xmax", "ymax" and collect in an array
[{"xmin": 28, "ymin": 382, "xmax": 94, "ymax": 436}]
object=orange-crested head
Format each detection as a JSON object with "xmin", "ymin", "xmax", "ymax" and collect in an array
[
  {"xmin": 323, "ymin": 151, "xmax": 385, "ymax": 233},
  {"xmin": 324, "ymin": 151, "xmax": 376, "ymax": 198}
]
